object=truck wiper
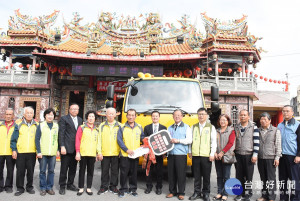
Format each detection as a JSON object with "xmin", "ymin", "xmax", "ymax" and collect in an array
[{"xmin": 138, "ymin": 108, "xmax": 177, "ymax": 114}]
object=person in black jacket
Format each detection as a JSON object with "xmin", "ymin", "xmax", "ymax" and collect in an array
[
  {"xmin": 144, "ymin": 111, "xmax": 166, "ymax": 195},
  {"xmin": 58, "ymin": 103, "xmax": 83, "ymax": 195}
]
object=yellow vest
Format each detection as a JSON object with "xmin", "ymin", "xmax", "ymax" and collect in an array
[
  {"xmin": 79, "ymin": 124, "xmax": 100, "ymax": 157},
  {"xmin": 192, "ymin": 122, "xmax": 212, "ymax": 157},
  {"xmin": 99, "ymin": 121, "xmax": 121, "ymax": 156},
  {"xmin": 40, "ymin": 121, "xmax": 59, "ymax": 156},
  {"xmin": 0, "ymin": 121, "xmax": 16, "ymax": 155},
  {"xmin": 120, "ymin": 122, "xmax": 143, "ymax": 157},
  {"xmin": 17, "ymin": 121, "xmax": 38, "ymax": 153}
]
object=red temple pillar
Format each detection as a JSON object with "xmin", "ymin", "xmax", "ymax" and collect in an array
[{"xmin": 277, "ymin": 110, "xmax": 283, "ymax": 124}]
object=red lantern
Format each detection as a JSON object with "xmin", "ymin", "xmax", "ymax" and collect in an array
[
  {"xmin": 269, "ymin": 79, "xmax": 272, "ymax": 82},
  {"xmin": 174, "ymin": 70, "xmax": 183, "ymax": 77},
  {"xmin": 250, "ymin": 71, "xmax": 253, "ymax": 75},
  {"xmin": 260, "ymin": 76, "xmax": 263, "ymax": 79},
  {"xmin": 26, "ymin": 64, "xmax": 30, "ymax": 69},
  {"xmin": 44, "ymin": 62, "xmax": 48, "ymax": 68},
  {"xmin": 207, "ymin": 67, "xmax": 212, "ymax": 72},
  {"xmin": 49, "ymin": 65, "xmax": 58, "ymax": 74},
  {"xmin": 218, "ymin": 68, "xmax": 222, "ymax": 73},
  {"xmin": 254, "ymin": 74, "xmax": 258, "ymax": 78},
  {"xmin": 19, "ymin": 64, "xmax": 23, "ymax": 68},
  {"xmin": 183, "ymin": 69, "xmax": 192, "ymax": 78},
  {"xmin": 5, "ymin": 66, "xmax": 8, "ymax": 69},
  {"xmin": 195, "ymin": 66, "xmax": 201, "ymax": 71},
  {"xmin": 10, "ymin": 63, "xmax": 14, "ymax": 67},
  {"xmin": 237, "ymin": 67, "xmax": 242, "ymax": 72},
  {"xmin": 278, "ymin": 81, "xmax": 281, "ymax": 84},
  {"xmin": 264, "ymin": 78, "xmax": 268, "ymax": 81},
  {"xmin": 58, "ymin": 66, "xmax": 67, "ymax": 75},
  {"xmin": 35, "ymin": 64, "xmax": 40, "ymax": 68},
  {"xmin": 245, "ymin": 69, "xmax": 248, "ymax": 74},
  {"xmin": 228, "ymin": 68, "xmax": 232, "ymax": 74},
  {"xmin": 274, "ymin": 80, "xmax": 277, "ymax": 83},
  {"xmin": 164, "ymin": 71, "xmax": 173, "ymax": 77}
]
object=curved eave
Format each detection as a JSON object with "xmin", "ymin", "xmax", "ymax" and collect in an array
[{"xmin": 33, "ymin": 51, "xmax": 206, "ymax": 62}]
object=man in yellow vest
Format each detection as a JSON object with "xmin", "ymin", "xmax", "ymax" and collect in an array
[
  {"xmin": 0, "ymin": 108, "xmax": 16, "ymax": 193},
  {"xmin": 11, "ymin": 107, "xmax": 38, "ymax": 196},
  {"xmin": 97, "ymin": 107, "xmax": 121, "ymax": 195},
  {"xmin": 117, "ymin": 109, "xmax": 145, "ymax": 198},
  {"xmin": 188, "ymin": 108, "xmax": 217, "ymax": 201}
]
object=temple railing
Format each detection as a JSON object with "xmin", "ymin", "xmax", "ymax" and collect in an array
[
  {"xmin": 198, "ymin": 75, "xmax": 257, "ymax": 93},
  {"xmin": 0, "ymin": 70, "xmax": 48, "ymax": 84}
]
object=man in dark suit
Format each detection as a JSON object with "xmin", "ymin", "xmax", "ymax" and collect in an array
[
  {"xmin": 144, "ymin": 111, "xmax": 166, "ymax": 195},
  {"xmin": 58, "ymin": 103, "xmax": 83, "ymax": 195}
]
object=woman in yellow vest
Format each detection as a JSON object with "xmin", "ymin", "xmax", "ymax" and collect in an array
[
  {"xmin": 75, "ymin": 110, "xmax": 101, "ymax": 196},
  {"xmin": 213, "ymin": 114, "xmax": 236, "ymax": 201},
  {"xmin": 35, "ymin": 108, "xmax": 59, "ymax": 196}
]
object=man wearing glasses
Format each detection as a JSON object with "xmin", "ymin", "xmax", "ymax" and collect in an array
[
  {"xmin": 188, "ymin": 108, "xmax": 217, "ymax": 201},
  {"xmin": 277, "ymin": 105, "xmax": 300, "ymax": 201}
]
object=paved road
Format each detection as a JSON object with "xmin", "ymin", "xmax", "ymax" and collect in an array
[{"xmin": 0, "ymin": 160, "xmax": 282, "ymax": 201}]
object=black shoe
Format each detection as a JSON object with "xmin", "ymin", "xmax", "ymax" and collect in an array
[
  {"xmin": 156, "ymin": 188, "xmax": 162, "ymax": 195},
  {"xmin": 111, "ymin": 187, "xmax": 119, "ymax": 195},
  {"xmin": 27, "ymin": 189, "xmax": 35, "ymax": 194},
  {"xmin": 5, "ymin": 188, "xmax": 13, "ymax": 193},
  {"xmin": 118, "ymin": 191, "xmax": 125, "ymax": 198},
  {"xmin": 59, "ymin": 188, "xmax": 65, "ymax": 195},
  {"xmin": 77, "ymin": 191, "xmax": 83, "ymax": 196},
  {"xmin": 189, "ymin": 193, "xmax": 201, "ymax": 200},
  {"xmin": 234, "ymin": 195, "xmax": 243, "ymax": 201},
  {"xmin": 203, "ymin": 195, "xmax": 210, "ymax": 201},
  {"xmin": 40, "ymin": 190, "xmax": 46, "ymax": 196},
  {"xmin": 14, "ymin": 191, "xmax": 24, "ymax": 196},
  {"xmin": 67, "ymin": 184, "xmax": 78, "ymax": 191},
  {"xmin": 86, "ymin": 189, "xmax": 93, "ymax": 196},
  {"xmin": 144, "ymin": 188, "xmax": 152, "ymax": 194},
  {"xmin": 97, "ymin": 188, "xmax": 108, "ymax": 195},
  {"xmin": 0, "ymin": 188, "xmax": 3, "ymax": 193},
  {"xmin": 131, "ymin": 191, "xmax": 138, "ymax": 197}
]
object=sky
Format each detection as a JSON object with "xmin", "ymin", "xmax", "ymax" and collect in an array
[{"xmin": 0, "ymin": 0, "xmax": 299, "ymax": 97}]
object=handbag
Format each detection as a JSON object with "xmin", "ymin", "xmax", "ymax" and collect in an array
[{"xmin": 222, "ymin": 153, "xmax": 236, "ymax": 164}]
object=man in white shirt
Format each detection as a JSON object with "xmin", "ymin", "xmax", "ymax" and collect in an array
[
  {"xmin": 166, "ymin": 109, "xmax": 192, "ymax": 200},
  {"xmin": 188, "ymin": 108, "xmax": 217, "ymax": 201}
]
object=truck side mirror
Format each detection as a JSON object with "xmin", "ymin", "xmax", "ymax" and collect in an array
[
  {"xmin": 211, "ymin": 102, "xmax": 219, "ymax": 113},
  {"xmin": 130, "ymin": 86, "xmax": 138, "ymax": 96},
  {"xmin": 107, "ymin": 85, "xmax": 115, "ymax": 100},
  {"xmin": 106, "ymin": 100, "xmax": 114, "ymax": 108},
  {"xmin": 211, "ymin": 86, "xmax": 219, "ymax": 101}
]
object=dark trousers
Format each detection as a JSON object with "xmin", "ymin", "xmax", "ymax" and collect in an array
[
  {"xmin": 59, "ymin": 152, "xmax": 77, "ymax": 188},
  {"xmin": 168, "ymin": 155, "xmax": 187, "ymax": 196},
  {"xmin": 146, "ymin": 155, "xmax": 163, "ymax": 190},
  {"xmin": 235, "ymin": 154, "xmax": 254, "ymax": 197},
  {"xmin": 101, "ymin": 156, "xmax": 119, "ymax": 189},
  {"xmin": 119, "ymin": 157, "xmax": 138, "ymax": 193},
  {"xmin": 0, "ymin": 155, "xmax": 16, "ymax": 190},
  {"xmin": 215, "ymin": 160, "xmax": 232, "ymax": 196},
  {"xmin": 78, "ymin": 156, "xmax": 95, "ymax": 188},
  {"xmin": 16, "ymin": 153, "xmax": 36, "ymax": 192},
  {"xmin": 193, "ymin": 156, "xmax": 212, "ymax": 195},
  {"xmin": 258, "ymin": 159, "xmax": 276, "ymax": 200},
  {"xmin": 279, "ymin": 154, "xmax": 300, "ymax": 201}
]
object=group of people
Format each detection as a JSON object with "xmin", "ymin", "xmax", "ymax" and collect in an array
[{"xmin": 0, "ymin": 104, "xmax": 299, "ymax": 201}]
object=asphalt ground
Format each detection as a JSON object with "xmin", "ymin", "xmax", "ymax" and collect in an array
[{"xmin": 0, "ymin": 160, "xmax": 286, "ymax": 201}]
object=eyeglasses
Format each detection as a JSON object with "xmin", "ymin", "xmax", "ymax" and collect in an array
[{"xmin": 198, "ymin": 113, "xmax": 207, "ymax": 116}]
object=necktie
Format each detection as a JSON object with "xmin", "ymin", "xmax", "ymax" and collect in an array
[
  {"xmin": 73, "ymin": 117, "xmax": 78, "ymax": 129},
  {"xmin": 175, "ymin": 124, "xmax": 178, "ymax": 131},
  {"xmin": 154, "ymin": 124, "xmax": 158, "ymax": 133}
]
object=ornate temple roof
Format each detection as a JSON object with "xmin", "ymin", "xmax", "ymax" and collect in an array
[{"xmin": 0, "ymin": 10, "xmax": 262, "ymax": 62}]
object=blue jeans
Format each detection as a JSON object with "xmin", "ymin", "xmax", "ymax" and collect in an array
[
  {"xmin": 39, "ymin": 156, "xmax": 56, "ymax": 190},
  {"xmin": 215, "ymin": 160, "xmax": 232, "ymax": 196}
]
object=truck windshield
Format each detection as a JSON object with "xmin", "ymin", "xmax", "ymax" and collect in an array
[{"xmin": 124, "ymin": 80, "xmax": 204, "ymax": 114}]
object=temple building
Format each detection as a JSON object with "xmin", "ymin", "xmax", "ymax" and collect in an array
[{"xmin": 0, "ymin": 9, "xmax": 285, "ymax": 125}]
